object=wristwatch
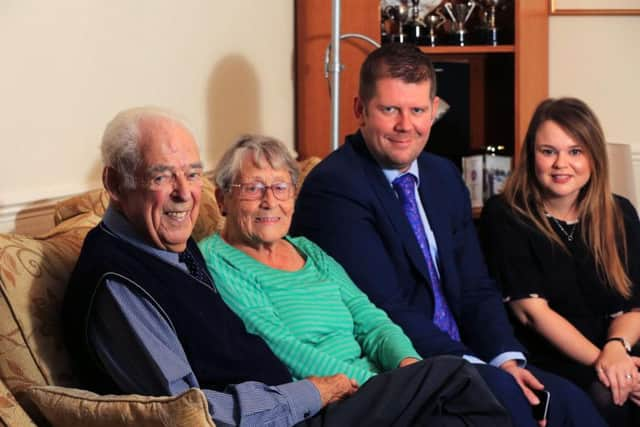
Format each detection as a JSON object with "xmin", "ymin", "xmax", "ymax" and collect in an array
[{"xmin": 605, "ymin": 337, "xmax": 632, "ymax": 354}]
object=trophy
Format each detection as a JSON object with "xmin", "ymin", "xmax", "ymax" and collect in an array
[
  {"xmin": 480, "ymin": 0, "xmax": 502, "ymax": 45},
  {"xmin": 443, "ymin": 1, "xmax": 477, "ymax": 46},
  {"xmin": 381, "ymin": 2, "xmax": 410, "ymax": 43},
  {"xmin": 381, "ymin": 1, "xmax": 444, "ymax": 45},
  {"xmin": 381, "ymin": 6, "xmax": 394, "ymax": 43},
  {"xmin": 424, "ymin": 10, "xmax": 446, "ymax": 47},
  {"xmin": 405, "ymin": 0, "xmax": 428, "ymax": 45}
]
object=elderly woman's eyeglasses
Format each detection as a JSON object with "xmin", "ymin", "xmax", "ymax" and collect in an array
[{"xmin": 229, "ymin": 182, "xmax": 295, "ymax": 201}]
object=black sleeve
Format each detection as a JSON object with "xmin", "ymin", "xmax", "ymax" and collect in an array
[
  {"xmin": 616, "ymin": 195, "xmax": 640, "ymax": 309},
  {"xmin": 480, "ymin": 196, "xmax": 549, "ymax": 302}
]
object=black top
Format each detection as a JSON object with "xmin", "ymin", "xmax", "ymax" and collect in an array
[{"xmin": 480, "ymin": 195, "xmax": 640, "ymax": 388}]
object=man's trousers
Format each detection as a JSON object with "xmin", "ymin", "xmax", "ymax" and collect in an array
[{"xmin": 299, "ymin": 355, "xmax": 511, "ymax": 427}]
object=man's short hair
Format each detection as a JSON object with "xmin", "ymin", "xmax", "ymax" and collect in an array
[
  {"xmin": 359, "ymin": 43, "xmax": 437, "ymax": 104},
  {"xmin": 101, "ymin": 107, "xmax": 193, "ymax": 190}
]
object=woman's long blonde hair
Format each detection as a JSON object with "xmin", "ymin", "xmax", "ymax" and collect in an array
[{"xmin": 502, "ymin": 97, "xmax": 631, "ymax": 298}]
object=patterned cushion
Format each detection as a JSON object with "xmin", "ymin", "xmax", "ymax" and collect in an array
[
  {"xmin": 0, "ymin": 214, "xmax": 101, "ymax": 392},
  {"xmin": 192, "ymin": 176, "xmax": 224, "ymax": 241},
  {"xmin": 297, "ymin": 157, "xmax": 321, "ymax": 191},
  {"xmin": 53, "ymin": 189, "xmax": 109, "ymax": 226},
  {"xmin": 26, "ymin": 386, "xmax": 215, "ymax": 427}
]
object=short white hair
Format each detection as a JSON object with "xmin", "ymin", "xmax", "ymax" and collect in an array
[
  {"xmin": 101, "ymin": 106, "xmax": 194, "ymax": 189},
  {"xmin": 213, "ymin": 134, "xmax": 299, "ymax": 191}
]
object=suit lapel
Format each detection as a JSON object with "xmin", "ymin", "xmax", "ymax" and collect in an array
[{"xmin": 351, "ymin": 135, "xmax": 431, "ymax": 282}]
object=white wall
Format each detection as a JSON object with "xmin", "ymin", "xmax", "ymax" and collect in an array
[
  {"xmin": 549, "ymin": 15, "xmax": 640, "ymax": 204},
  {"xmin": 0, "ymin": 1, "xmax": 294, "ymax": 233}
]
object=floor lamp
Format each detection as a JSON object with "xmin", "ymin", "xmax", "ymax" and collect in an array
[{"xmin": 326, "ymin": 0, "xmax": 380, "ymax": 151}]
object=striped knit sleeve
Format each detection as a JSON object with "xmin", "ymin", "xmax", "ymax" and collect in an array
[
  {"xmin": 199, "ymin": 236, "xmax": 377, "ymax": 385},
  {"xmin": 300, "ymin": 238, "xmax": 421, "ymax": 371}
]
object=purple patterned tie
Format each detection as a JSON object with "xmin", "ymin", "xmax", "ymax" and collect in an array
[{"xmin": 393, "ymin": 173, "xmax": 460, "ymax": 341}]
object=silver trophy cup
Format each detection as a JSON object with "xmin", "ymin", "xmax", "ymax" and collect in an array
[
  {"xmin": 443, "ymin": 1, "xmax": 477, "ymax": 46},
  {"xmin": 406, "ymin": 0, "xmax": 428, "ymax": 44},
  {"xmin": 424, "ymin": 12, "xmax": 446, "ymax": 47},
  {"xmin": 480, "ymin": 0, "xmax": 501, "ymax": 45}
]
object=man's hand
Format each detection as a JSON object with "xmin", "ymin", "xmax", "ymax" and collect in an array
[
  {"xmin": 308, "ymin": 374, "xmax": 359, "ymax": 407},
  {"xmin": 398, "ymin": 357, "xmax": 420, "ymax": 368},
  {"xmin": 500, "ymin": 359, "xmax": 547, "ymax": 427}
]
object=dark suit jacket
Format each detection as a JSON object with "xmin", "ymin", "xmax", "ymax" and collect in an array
[{"xmin": 291, "ymin": 131, "xmax": 524, "ymax": 361}]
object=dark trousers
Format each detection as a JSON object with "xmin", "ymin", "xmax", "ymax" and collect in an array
[
  {"xmin": 474, "ymin": 364, "xmax": 607, "ymax": 427},
  {"xmin": 587, "ymin": 380, "xmax": 640, "ymax": 427},
  {"xmin": 298, "ymin": 355, "xmax": 511, "ymax": 427}
]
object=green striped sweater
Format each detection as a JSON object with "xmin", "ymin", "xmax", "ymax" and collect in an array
[{"xmin": 199, "ymin": 233, "xmax": 420, "ymax": 385}]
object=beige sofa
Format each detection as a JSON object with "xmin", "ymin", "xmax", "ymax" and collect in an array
[{"xmin": 0, "ymin": 158, "xmax": 320, "ymax": 427}]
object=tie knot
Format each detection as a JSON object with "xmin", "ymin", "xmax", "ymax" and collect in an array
[{"xmin": 392, "ymin": 173, "xmax": 416, "ymax": 197}]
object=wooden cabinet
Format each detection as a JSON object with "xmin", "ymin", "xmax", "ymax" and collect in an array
[{"xmin": 294, "ymin": 0, "xmax": 548, "ymax": 163}]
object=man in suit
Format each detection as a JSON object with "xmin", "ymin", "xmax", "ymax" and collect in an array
[
  {"xmin": 291, "ymin": 43, "xmax": 606, "ymax": 427},
  {"xmin": 63, "ymin": 106, "xmax": 511, "ymax": 427}
]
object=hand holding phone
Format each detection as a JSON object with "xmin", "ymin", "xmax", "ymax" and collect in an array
[{"xmin": 531, "ymin": 389, "xmax": 550, "ymax": 421}]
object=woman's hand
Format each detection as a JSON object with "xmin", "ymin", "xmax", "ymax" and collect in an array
[
  {"xmin": 398, "ymin": 357, "xmax": 420, "ymax": 368},
  {"xmin": 308, "ymin": 374, "xmax": 359, "ymax": 407},
  {"xmin": 595, "ymin": 341, "xmax": 638, "ymax": 406}
]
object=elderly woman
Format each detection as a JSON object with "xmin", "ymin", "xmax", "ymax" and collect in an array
[
  {"xmin": 198, "ymin": 135, "xmax": 422, "ymax": 386},
  {"xmin": 481, "ymin": 98, "xmax": 640, "ymax": 426}
]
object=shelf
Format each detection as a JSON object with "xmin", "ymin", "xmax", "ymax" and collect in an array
[{"xmin": 419, "ymin": 45, "xmax": 515, "ymax": 54}]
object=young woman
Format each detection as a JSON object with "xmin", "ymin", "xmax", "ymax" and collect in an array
[{"xmin": 481, "ymin": 97, "xmax": 640, "ymax": 426}]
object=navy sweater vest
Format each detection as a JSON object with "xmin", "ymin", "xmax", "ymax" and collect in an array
[{"xmin": 63, "ymin": 223, "xmax": 292, "ymax": 393}]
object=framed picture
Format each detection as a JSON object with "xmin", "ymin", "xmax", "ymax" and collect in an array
[{"xmin": 549, "ymin": 0, "xmax": 640, "ymax": 15}]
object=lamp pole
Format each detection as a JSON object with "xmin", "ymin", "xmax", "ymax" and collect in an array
[
  {"xmin": 329, "ymin": 0, "xmax": 342, "ymax": 152},
  {"xmin": 326, "ymin": 1, "xmax": 380, "ymax": 151}
]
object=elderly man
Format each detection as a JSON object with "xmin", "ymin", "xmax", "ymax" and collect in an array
[
  {"xmin": 63, "ymin": 107, "xmax": 511, "ymax": 427},
  {"xmin": 291, "ymin": 43, "xmax": 608, "ymax": 427}
]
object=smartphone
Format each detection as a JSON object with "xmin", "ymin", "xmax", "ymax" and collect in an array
[{"xmin": 531, "ymin": 389, "xmax": 551, "ymax": 421}]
